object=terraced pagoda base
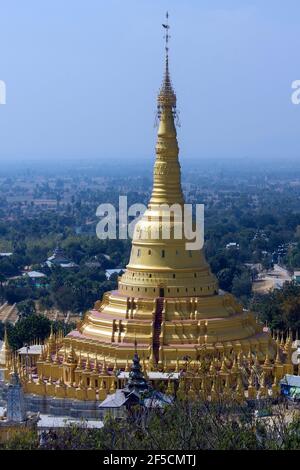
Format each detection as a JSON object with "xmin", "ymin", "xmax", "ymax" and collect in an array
[{"xmin": 58, "ymin": 290, "xmax": 277, "ymax": 370}]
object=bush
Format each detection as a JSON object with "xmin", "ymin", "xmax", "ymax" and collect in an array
[{"xmin": 4, "ymin": 399, "xmax": 299, "ymax": 450}]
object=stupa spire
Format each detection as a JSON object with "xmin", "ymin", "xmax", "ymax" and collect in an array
[
  {"xmin": 125, "ymin": 351, "xmax": 149, "ymax": 393},
  {"xmin": 119, "ymin": 13, "xmax": 217, "ymax": 301},
  {"xmin": 150, "ymin": 12, "xmax": 183, "ymax": 208},
  {"xmin": 0, "ymin": 326, "xmax": 10, "ymax": 367},
  {"xmin": 158, "ymin": 12, "xmax": 176, "ymax": 115}
]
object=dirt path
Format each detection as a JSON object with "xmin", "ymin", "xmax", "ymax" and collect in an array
[{"xmin": 252, "ymin": 264, "xmax": 292, "ymax": 294}]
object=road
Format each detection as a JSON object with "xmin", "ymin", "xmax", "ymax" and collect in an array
[{"xmin": 252, "ymin": 264, "xmax": 292, "ymax": 294}]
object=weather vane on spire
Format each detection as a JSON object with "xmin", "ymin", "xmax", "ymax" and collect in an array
[{"xmin": 162, "ymin": 11, "xmax": 170, "ymax": 56}]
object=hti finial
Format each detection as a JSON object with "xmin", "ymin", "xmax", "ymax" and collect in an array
[
  {"xmin": 162, "ymin": 11, "xmax": 170, "ymax": 58},
  {"xmin": 159, "ymin": 12, "xmax": 175, "ymax": 106},
  {"xmin": 156, "ymin": 12, "xmax": 179, "ymax": 125}
]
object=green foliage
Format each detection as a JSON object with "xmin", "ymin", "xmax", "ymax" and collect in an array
[
  {"xmin": 288, "ymin": 242, "xmax": 300, "ymax": 268},
  {"xmin": 47, "ymin": 266, "xmax": 116, "ymax": 313},
  {"xmin": 6, "ymin": 314, "xmax": 51, "ymax": 350},
  {"xmin": 0, "ymin": 429, "xmax": 39, "ymax": 450},
  {"xmin": 231, "ymin": 271, "xmax": 252, "ymax": 298},
  {"xmin": 1, "ymin": 316, "xmax": 75, "ymax": 350},
  {"xmin": 0, "ymin": 233, "xmax": 128, "ymax": 314},
  {"xmin": 17, "ymin": 299, "xmax": 36, "ymax": 318},
  {"xmin": 0, "ymin": 257, "xmax": 18, "ymax": 277},
  {"xmin": 251, "ymin": 281, "xmax": 300, "ymax": 332},
  {"xmin": 3, "ymin": 400, "xmax": 300, "ymax": 450},
  {"xmin": 3, "ymin": 278, "xmax": 35, "ymax": 304},
  {"xmin": 0, "ymin": 321, "xmax": 4, "ymax": 340},
  {"xmin": 208, "ymin": 248, "xmax": 252, "ymax": 302}
]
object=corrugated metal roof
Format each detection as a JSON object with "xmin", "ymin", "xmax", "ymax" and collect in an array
[
  {"xmin": 18, "ymin": 345, "xmax": 43, "ymax": 355},
  {"xmin": 280, "ymin": 374, "xmax": 300, "ymax": 387},
  {"xmin": 37, "ymin": 414, "xmax": 103, "ymax": 429},
  {"xmin": 118, "ymin": 371, "xmax": 180, "ymax": 380},
  {"xmin": 24, "ymin": 271, "xmax": 46, "ymax": 278},
  {"xmin": 98, "ymin": 390, "xmax": 128, "ymax": 408}
]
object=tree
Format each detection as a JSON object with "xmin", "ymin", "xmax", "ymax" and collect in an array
[
  {"xmin": 217, "ymin": 268, "xmax": 234, "ymax": 291},
  {"xmin": 39, "ymin": 295, "xmax": 54, "ymax": 310},
  {"xmin": 231, "ymin": 272, "xmax": 252, "ymax": 298},
  {"xmin": 4, "ymin": 283, "xmax": 34, "ymax": 304},
  {"xmin": 53, "ymin": 285, "xmax": 74, "ymax": 313},
  {"xmin": 3, "ymin": 399, "xmax": 300, "ymax": 450},
  {"xmin": 0, "ymin": 273, "xmax": 5, "ymax": 301},
  {"xmin": 251, "ymin": 282, "xmax": 300, "ymax": 333},
  {"xmin": 7, "ymin": 315, "xmax": 51, "ymax": 350},
  {"xmin": 1, "ymin": 429, "xmax": 38, "ymax": 450},
  {"xmin": 17, "ymin": 300, "xmax": 36, "ymax": 318},
  {"xmin": 0, "ymin": 258, "xmax": 18, "ymax": 277},
  {"xmin": 282, "ymin": 297, "xmax": 300, "ymax": 331},
  {"xmin": 261, "ymin": 255, "xmax": 273, "ymax": 271}
]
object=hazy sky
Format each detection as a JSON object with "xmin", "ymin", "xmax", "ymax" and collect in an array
[{"xmin": 1, "ymin": 0, "xmax": 300, "ymax": 165}]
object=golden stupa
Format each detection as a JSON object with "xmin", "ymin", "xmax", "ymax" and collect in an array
[
  {"xmin": 62, "ymin": 21, "xmax": 276, "ymax": 370},
  {"xmin": 5, "ymin": 18, "xmax": 296, "ymax": 403}
]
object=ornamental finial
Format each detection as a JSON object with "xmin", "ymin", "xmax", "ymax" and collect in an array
[{"xmin": 158, "ymin": 12, "xmax": 177, "ymax": 116}]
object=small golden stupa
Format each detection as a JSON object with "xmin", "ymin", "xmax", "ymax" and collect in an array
[{"xmin": 5, "ymin": 16, "xmax": 296, "ymax": 402}]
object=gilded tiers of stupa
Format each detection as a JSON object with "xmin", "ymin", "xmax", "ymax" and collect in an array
[{"xmin": 4, "ymin": 19, "xmax": 296, "ymax": 403}]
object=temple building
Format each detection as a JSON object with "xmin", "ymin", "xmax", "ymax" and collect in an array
[
  {"xmin": 45, "ymin": 246, "xmax": 77, "ymax": 269},
  {"xmin": 98, "ymin": 348, "xmax": 173, "ymax": 419},
  {"xmin": 2, "ymin": 19, "xmax": 299, "ymax": 404}
]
